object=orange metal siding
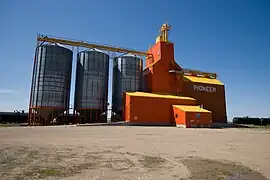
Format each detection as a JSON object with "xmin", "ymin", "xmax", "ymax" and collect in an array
[
  {"xmin": 124, "ymin": 93, "xmax": 196, "ymax": 124},
  {"xmin": 182, "ymin": 81, "xmax": 227, "ymax": 123},
  {"xmin": 146, "ymin": 41, "xmax": 175, "ymax": 66},
  {"xmin": 146, "ymin": 42, "xmax": 161, "ymax": 66},
  {"xmin": 142, "ymin": 34, "xmax": 227, "ymax": 125},
  {"xmin": 173, "ymin": 106, "xmax": 212, "ymax": 127},
  {"xmin": 151, "ymin": 61, "xmax": 183, "ymax": 94},
  {"xmin": 173, "ymin": 106, "xmax": 186, "ymax": 125},
  {"xmin": 124, "ymin": 95, "xmax": 130, "ymax": 122},
  {"xmin": 144, "ymin": 41, "xmax": 183, "ymax": 95},
  {"xmin": 185, "ymin": 111, "xmax": 212, "ymax": 127}
]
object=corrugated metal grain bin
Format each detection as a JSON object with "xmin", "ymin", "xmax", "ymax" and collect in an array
[
  {"xmin": 123, "ymin": 92, "xmax": 196, "ymax": 125},
  {"xmin": 112, "ymin": 55, "xmax": 143, "ymax": 116},
  {"xmin": 74, "ymin": 50, "xmax": 109, "ymax": 123},
  {"xmin": 29, "ymin": 44, "xmax": 73, "ymax": 123}
]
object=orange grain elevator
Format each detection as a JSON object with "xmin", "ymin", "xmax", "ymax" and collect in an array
[{"xmin": 124, "ymin": 23, "xmax": 227, "ymax": 126}]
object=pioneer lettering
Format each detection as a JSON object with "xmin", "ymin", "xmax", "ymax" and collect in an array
[{"xmin": 193, "ymin": 85, "xmax": 216, "ymax": 92}]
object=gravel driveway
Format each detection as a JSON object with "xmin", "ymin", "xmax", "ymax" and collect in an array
[{"xmin": 0, "ymin": 125, "xmax": 269, "ymax": 180}]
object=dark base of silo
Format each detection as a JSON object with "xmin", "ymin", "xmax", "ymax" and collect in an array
[
  {"xmin": 57, "ymin": 115, "xmax": 77, "ymax": 125},
  {"xmin": 111, "ymin": 110, "xmax": 123, "ymax": 122},
  {"xmin": 75, "ymin": 109, "xmax": 107, "ymax": 124},
  {"xmin": 28, "ymin": 107, "xmax": 68, "ymax": 126}
]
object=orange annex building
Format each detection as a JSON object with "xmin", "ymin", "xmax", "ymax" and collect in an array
[{"xmin": 123, "ymin": 23, "xmax": 227, "ymax": 127}]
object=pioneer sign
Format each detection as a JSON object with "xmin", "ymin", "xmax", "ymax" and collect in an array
[{"xmin": 193, "ymin": 85, "xmax": 216, "ymax": 93}]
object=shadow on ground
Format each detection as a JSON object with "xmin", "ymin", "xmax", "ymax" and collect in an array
[{"xmin": 76, "ymin": 122, "xmax": 270, "ymax": 129}]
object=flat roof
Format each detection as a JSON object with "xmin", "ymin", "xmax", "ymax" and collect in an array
[
  {"xmin": 126, "ymin": 92, "xmax": 195, "ymax": 100},
  {"xmin": 183, "ymin": 75, "xmax": 224, "ymax": 85},
  {"xmin": 173, "ymin": 105, "xmax": 211, "ymax": 113}
]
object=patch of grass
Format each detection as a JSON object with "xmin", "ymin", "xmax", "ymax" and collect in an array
[
  {"xmin": 245, "ymin": 124, "xmax": 270, "ymax": 130},
  {"xmin": 0, "ymin": 124, "xmax": 11, "ymax": 127},
  {"xmin": 260, "ymin": 125, "xmax": 270, "ymax": 129},
  {"xmin": 39, "ymin": 168, "xmax": 61, "ymax": 177},
  {"xmin": 71, "ymin": 162, "xmax": 97, "ymax": 172},
  {"xmin": 20, "ymin": 167, "xmax": 65, "ymax": 179}
]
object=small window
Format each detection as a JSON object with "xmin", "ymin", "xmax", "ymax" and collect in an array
[
  {"xmin": 175, "ymin": 114, "xmax": 178, "ymax": 118},
  {"xmin": 196, "ymin": 113, "xmax": 200, "ymax": 119}
]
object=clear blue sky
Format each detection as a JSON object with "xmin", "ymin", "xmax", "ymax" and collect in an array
[{"xmin": 0, "ymin": 0, "xmax": 269, "ymax": 120}]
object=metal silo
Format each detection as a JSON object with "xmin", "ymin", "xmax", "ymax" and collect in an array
[
  {"xmin": 29, "ymin": 44, "xmax": 73, "ymax": 125},
  {"xmin": 74, "ymin": 50, "xmax": 109, "ymax": 123},
  {"xmin": 112, "ymin": 55, "xmax": 143, "ymax": 118}
]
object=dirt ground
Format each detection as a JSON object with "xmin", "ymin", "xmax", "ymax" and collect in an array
[{"xmin": 0, "ymin": 125, "xmax": 270, "ymax": 180}]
